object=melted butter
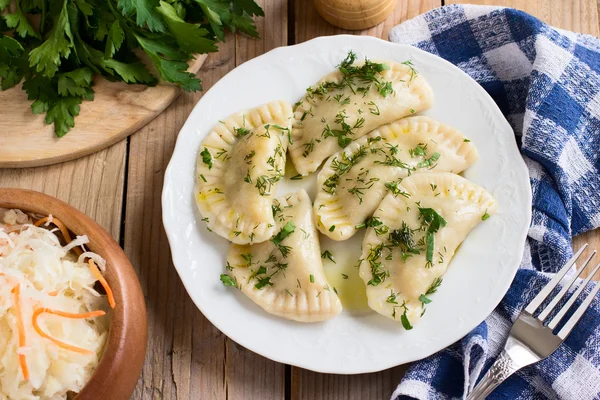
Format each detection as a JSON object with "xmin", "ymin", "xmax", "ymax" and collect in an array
[{"xmin": 320, "ymin": 233, "xmax": 370, "ymax": 313}]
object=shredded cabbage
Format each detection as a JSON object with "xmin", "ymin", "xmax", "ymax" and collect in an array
[{"xmin": 0, "ymin": 209, "xmax": 109, "ymax": 399}]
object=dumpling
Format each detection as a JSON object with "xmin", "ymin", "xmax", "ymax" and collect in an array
[
  {"xmin": 224, "ymin": 190, "xmax": 342, "ymax": 322},
  {"xmin": 315, "ymin": 116, "xmax": 478, "ymax": 241},
  {"xmin": 195, "ymin": 100, "xmax": 293, "ymax": 244},
  {"xmin": 358, "ymin": 173, "xmax": 497, "ymax": 328},
  {"xmin": 289, "ymin": 52, "xmax": 434, "ymax": 175}
]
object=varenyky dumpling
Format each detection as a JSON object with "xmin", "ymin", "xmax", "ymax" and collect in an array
[
  {"xmin": 195, "ymin": 100, "xmax": 293, "ymax": 244},
  {"xmin": 315, "ymin": 116, "xmax": 478, "ymax": 241},
  {"xmin": 289, "ymin": 52, "xmax": 434, "ymax": 175},
  {"xmin": 358, "ymin": 173, "xmax": 497, "ymax": 328},
  {"xmin": 224, "ymin": 190, "xmax": 342, "ymax": 322}
]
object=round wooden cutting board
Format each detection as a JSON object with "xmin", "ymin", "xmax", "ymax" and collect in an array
[{"xmin": 0, "ymin": 55, "xmax": 207, "ymax": 168}]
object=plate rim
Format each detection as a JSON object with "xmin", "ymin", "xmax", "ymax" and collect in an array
[{"xmin": 162, "ymin": 34, "xmax": 532, "ymax": 374}]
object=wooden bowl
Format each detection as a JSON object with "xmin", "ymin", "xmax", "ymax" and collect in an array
[
  {"xmin": 313, "ymin": 0, "xmax": 398, "ymax": 30},
  {"xmin": 0, "ymin": 188, "xmax": 147, "ymax": 400}
]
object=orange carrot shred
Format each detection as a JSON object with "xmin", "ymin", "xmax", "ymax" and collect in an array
[
  {"xmin": 34, "ymin": 217, "xmax": 82, "ymax": 256},
  {"xmin": 32, "ymin": 308, "xmax": 105, "ymax": 355},
  {"xmin": 88, "ymin": 260, "xmax": 115, "ymax": 309},
  {"xmin": 11, "ymin": 284, "xmax": 29, "ymax": 381}
]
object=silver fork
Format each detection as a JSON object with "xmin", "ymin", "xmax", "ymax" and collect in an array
[{"xmin": 467, "ymin": 244, "xmax": 600, "ymax": 400}]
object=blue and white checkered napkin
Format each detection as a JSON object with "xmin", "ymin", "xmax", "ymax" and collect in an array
[{"xmin": 389, "ymin": 5, "xmax": 600, "ymax": 400}]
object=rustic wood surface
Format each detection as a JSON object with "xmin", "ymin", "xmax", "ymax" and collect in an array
[
  {"xmin": 0, "ymin": 55, "xmax": 206, "ymax": 168},
  {"xmin": 0, "ymin": 1, "xmax": 599, "ymax": 399}
]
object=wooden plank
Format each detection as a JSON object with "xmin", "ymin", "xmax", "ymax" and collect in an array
[
  {"xmin": 125, "ymin": 1, "xmax": 287, "ymax": 399},
  {"xmin": 0, "ymin": 142, "xmax": 126, "ymax": 241},
  {"xmin": 125, "ymin": 40, "xmax": 234, "ymax": 400},
  {"xmin": 449, "ymin": 0, "xmax": 600, "ymax": 279},
  {"xmin": 291, "ymin": 1, "xmax": 440, "ymax": 399},
  {"xmin": 226, "ymin": 1, "xmax": 288, "ymax": 399}
]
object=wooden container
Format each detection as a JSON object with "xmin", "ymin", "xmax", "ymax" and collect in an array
[
  {"xmin": 314, "ymin": 0, "xmax": 398, "ymax": 30},
  {"xmin": 0, "ymin": 189, "xmax": 147, "ymax": 400}
]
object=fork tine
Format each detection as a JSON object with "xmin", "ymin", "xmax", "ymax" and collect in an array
[
  {"xmin": 548, "ymin": 262, "xmax": 600, "ymax": 329},
  {"xmin": 537, "ymin": 251, "xmax": 596, "ymax": 321},
  {"xmin": 556, "ymin": 281, "xmax": 600, "ymax": 340},
  {"xmin": 525, "ymin": 244, "xmax": 588, "ymax": 314}
]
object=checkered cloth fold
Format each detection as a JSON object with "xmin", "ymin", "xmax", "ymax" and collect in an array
[{"xmin": 388, "ymin": 5, "xmax": 600, "ymax": 399}]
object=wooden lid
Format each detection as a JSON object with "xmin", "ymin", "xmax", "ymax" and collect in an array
[{"xmin": 313, "ymin": 0, "xmax": 398, "ymax": 30}]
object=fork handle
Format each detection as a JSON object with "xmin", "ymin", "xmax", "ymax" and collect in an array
[{"xmin": 467, "ymin": 350, "xmax": 520, "ymax": 400}]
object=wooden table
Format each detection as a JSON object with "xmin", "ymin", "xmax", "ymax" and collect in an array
[{"xmin": 2, "ymin": 1, "xmax": 599, "ymax": 398}]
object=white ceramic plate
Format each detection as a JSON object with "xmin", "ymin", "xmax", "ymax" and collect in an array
[{"xmin": 162, "ymin": 35, "xmax": 531, "ymax": 374}]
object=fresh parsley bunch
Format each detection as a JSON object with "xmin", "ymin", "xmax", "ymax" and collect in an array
[{"xmin": 0, "ymin": 0, "xmax": 263, "ymax": 136}]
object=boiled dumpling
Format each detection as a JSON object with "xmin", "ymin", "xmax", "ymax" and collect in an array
[
  {"xmin": 224, "ymin": 190, "xmax": 343, "ymax": 322},
  {"xmin": 289, "ymin": 52, "xmax": 434, "ymax": 175},
  {"xmin": 358, "ymin": 173, "xmax": 497, "ymax": 327},
  {"xmin": 195, "ymin": 100, "xmax": 293, "ymax": 244},
  {"xmin": 315, "ymin": 116, "xmax": 478, "ymax": 241}
]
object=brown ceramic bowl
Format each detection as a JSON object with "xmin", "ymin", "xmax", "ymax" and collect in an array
[{"xmin": 0, "ymin": 188, "xmax": 147, "ymax": 400}]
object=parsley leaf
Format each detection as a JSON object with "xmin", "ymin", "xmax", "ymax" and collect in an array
[
  {"xmin": 28, "ymin": 0, "xmax": 74, "ymax": 78},
  {"xmin": 45, "ymin": 96, "xmax": 82, "ymax": 137},
  {"xmin": 117, "ymin": 0, "xmax": 166, "ymax": 32},
  {"xmin": 220, "ymin": 274, "xmax": 237, "ymax": 287},
  {"xmin": 104, "ymin": 20, "xmax": 125, "ymax": 59},
  {"xmin": 200, "ymin": 148, "xmax": 213, "ymax": 169},
  {"xmin": 157, "ymin": 1, "xmax": 218, "ymax": 55},
  {"xmin": 4, "ymin": 4, "xmax": 39, "ymax": 38},
  {"xmin": 57, "ymin": 68, "xmax": 93, "ymax": 96}
]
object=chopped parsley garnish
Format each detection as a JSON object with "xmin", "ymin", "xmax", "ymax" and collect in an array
[
  {"xmin": 220, "ymin": 274, "xmax": 237, "ymax": 287},
  {"xmin": 270, "ymin": 222, "xmax": 295, "ymax": 258},
  {"xmin": 323, "ymin": 147, "xmax": 368, "ymax": 194},
  {"xmin": 234, "ymin": 126, "xmax": 251, "ymax": 138},
  {"xmin": 272, "ymin": 204, "xmax": 282, "ymax": 216},
  {"xmin": 255, "ymin": 173, "xmax": 282, "ymax": 196},
  {"xmin": 303, "ymin": 139, "xmax": 316, "ymax": 157},
  {"xmin": 385, "ymin": 181, "xmax": 411, "ymax": 198},
  {"xmin": 409, "ymin": 144, "xmax": 427, "ymax": 158},
  {"xmin": 355, "ymin": 216, "xmax": 384, "ymax": 230},
  {"xmin": 309, "ymin": 274, "xmax": 315, "ymax": 283},
  {"xmin": 241, "ymin": 253, "xmax": 253, "ymax": 267},
  {"xmin": 417, "ymin": 152, "xmax": 441, "ymax": 169},
  {"xmin": 322, "ymin": 111, "xmax": 364, "ymax": 148},
  {"xmin": 329, "ymin": 225, "xmax": 336, "ymax": 232},
  {"xmin": 426, "ymin": 277, "xmax": 443, "ymax": 295},
  {"xmin": 254, "ymin": 276, "xmax": 272, "ymax": 289},
  {"xmin": 290, "ymin": 174, "xmax": 303, "ymax": 180},
  {"xmin": 341, "ymin": 274, "xmax": 348, "ymax": 279},
  {"xmin": 419, "ymin": 294, "xmax": 432, "ymax": 304},
  {"xmin": 199, "ymin": 174, "xmax": 207, "ymax": 182},
  {"xmin": 245, "ymin": 150, "xmax": 256, "ymax": 163},
  {"xmin": 418, "ymin": 208, "xmax": 447, "ymax": 267},
  {"xmin": 321, "ymin": 250, "xmax": 336, "ymax": 263},
  {"xmin": 402, "ymin": 60, "xmax": 418, "ymax": 82},
  {"xmin": 400, "ymin": 308, "xmax": 413, "ymax": 330},
  {"xmin": 368, "ymin": 101, "xmax": 380, "ymax": 115},
  {"xmin": 366, "ymin": 243, "xmax": 389, "ymax": 286},
  {"xmin": 200, "ymin": 148, "xmax": 212, "ymax": 169},
  {"xmin": 285, "ymin": 289, "xmax": 294, "ymax": 297},
  {"xmin": 244, "ymin": 170, "xmax": 252, "ymax": 184},
  {"xmin": 463, "ymin": 138, "xmax": 471, "ymax": 143},
  {"xmin": 386, "ymin": 290, "xmax": 398, "ymax": 304},
  {"xmin": 482, "ymin": 210, "xmax": 490, "ymax": 220}
]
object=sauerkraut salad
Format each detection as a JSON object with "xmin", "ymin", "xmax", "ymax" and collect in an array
[{"xmin": 0, "ymin": 209, "xmax": 115, "ymax": 400}]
